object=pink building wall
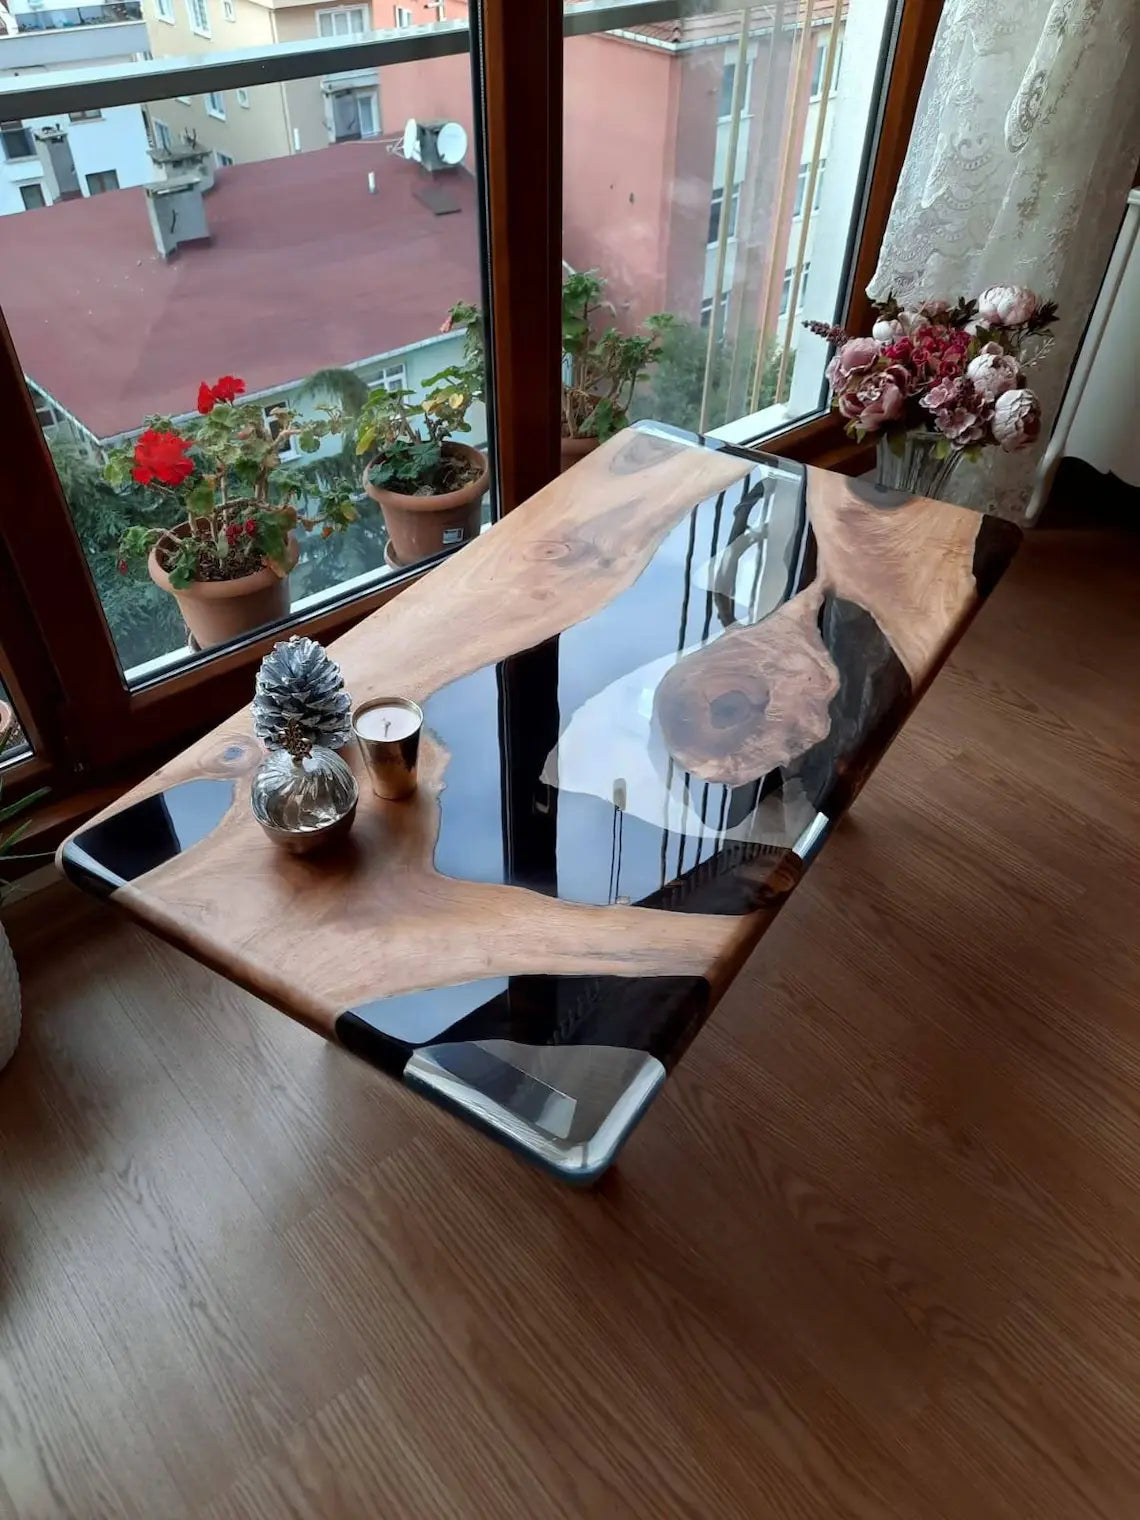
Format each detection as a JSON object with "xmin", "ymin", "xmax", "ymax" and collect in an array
[{"xmin": 376, "ymin": 0, "xmax": 477, "ymax": 169}]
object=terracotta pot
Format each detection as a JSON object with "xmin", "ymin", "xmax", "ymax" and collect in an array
[
  {"xmin": 363, "ymin": 442, "xmax": 488, "ymax": 567},
  {"xmin": 148, "ymin": 523, "xmax": 300, "ymax": 650},
  {"xmin": 560, "ymin": 434, "xmax": 601, "ymax": 473}
]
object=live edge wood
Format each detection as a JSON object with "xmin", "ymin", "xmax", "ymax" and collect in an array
[{"xmin": 57, "ymin": 427, "xmax": 1018, "ymax": 1074}]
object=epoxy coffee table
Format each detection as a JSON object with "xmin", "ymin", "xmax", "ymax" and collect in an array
[{"xmin": 59, "ymin": 423, "xmax": 1019, "ymax": 1181}]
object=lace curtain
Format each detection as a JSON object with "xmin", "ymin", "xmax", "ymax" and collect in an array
[{"xmin": 869, "ymin": 0, "xmax": 1140, "ymax": 516}]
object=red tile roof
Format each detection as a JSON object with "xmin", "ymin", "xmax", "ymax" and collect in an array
[{"xmin": 0, "ymin": 141, "xmax": 480, "ymax": 439}]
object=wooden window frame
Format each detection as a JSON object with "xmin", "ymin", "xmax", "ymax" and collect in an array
[{"xmin": 0, "ymin": 0, "xmax": 941, "ymax": 821}]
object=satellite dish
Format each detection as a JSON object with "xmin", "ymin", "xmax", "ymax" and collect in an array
[
  {"xmin": 402, "ymin": 117, "xmax": 420, "ymax": 162},
  {"xmin": 436, "ymin": 121, "xmax": 467, "ymax": 166}
]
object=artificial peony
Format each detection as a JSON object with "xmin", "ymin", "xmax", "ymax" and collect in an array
[
  {"xmin": 838, "ymin": 365, "xmax": 909, "ymax": 433},
  {"xmin": 966, "ymin": 342, "xmax": 1023, "ymax": 400},
  {"xmin": 826, "ymin": 336, "xmax": 880, "ymax": 387},
  {"xmin": 992, "ymin": 388, "xmax": 1042, "ymax": 450},
  {"xmin": 977, "ymin": 285, "xmax": 1039, "ymax": 328}
]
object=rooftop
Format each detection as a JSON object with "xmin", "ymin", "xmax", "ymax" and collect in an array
[{"xmin": 0, "ymin": 141, "xmax": 480, "ymax": 438}]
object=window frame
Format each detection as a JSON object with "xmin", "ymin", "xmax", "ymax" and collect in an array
[
  {"xmin": 0, "ymin": 0, "xmax": 942, "ymax": 815},
  {"xmin": 154, "ymin": 0, "xmax": 174, "ymax": 22},
  {"xmin": 222, "ymin": 0, "xmax": 236, "ymax": 18},
  {"xmin": 186, "ymin": 0, "xmax": 210, "ymax": 38},
  {"xmin": 1, "ymin": 121, "xmax": 36, "ymax": 162},
  {"xmin": 204, "ymin": 89, "xmax": 226, "ymax": 120},
  {"xmin": 393, "ymin": 5, "xmax": 412, "ymax": 27},
  {"xmin": 236, "ymin": 87, "xmax": 250, "ymax": 107},
  {"xmin": 19, "ymin": 182, "xmax": 46, "ymax": 210},
  {"xmin": 85, "ymin": 169, "xmax": 120, "ymax": 195},
  {"xmin": 317, "ymin": 4, "xmax": 367, "ymax": 37}
]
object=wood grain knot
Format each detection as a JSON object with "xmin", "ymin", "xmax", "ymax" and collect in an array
[{"xmin": 199, "ymin": 731, "xmax": 262, "ymax": 779}]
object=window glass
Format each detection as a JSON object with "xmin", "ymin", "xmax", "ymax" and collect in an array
[
  {"xmin": 564, "ymin": 0, "xmax": 894, "ymax": 441},
  {"xmin": 19, "ymin": 184, "xmax": 46, "ymax": 210},
  {"xmin": 1, "ymin": 122, "xmax": 35, "ymax": 161},
  {"xmin": 187, "ymin": 0, "xmax": 209, "ymax": 33},
  {"xmin": 86, "ymin": 169, "xmax": 120, "ymax": 194},
  {"xmin": 1, "ymin": 65, "xmax": 491, "ymax": 681},
  {"xmin": 0, "ymin": 679, "xmax": 30, "ymax": 764}
]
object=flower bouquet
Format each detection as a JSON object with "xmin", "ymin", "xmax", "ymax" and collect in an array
[
  {"xmin": 805, "ymin": 285, "xmax": 1057, "ymax": 498},
  {"xmin": 104, "ymin": 375, "xmax": 359, "ymax": 648}
]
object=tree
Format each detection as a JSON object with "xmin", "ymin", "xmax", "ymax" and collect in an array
[
  {"xmin": 49, "ymin": 436, "xmax": 186, "ymax": 671},
  {"xmin": 630, "ymin": 319, "xmax": 796, "ymax": 433}
]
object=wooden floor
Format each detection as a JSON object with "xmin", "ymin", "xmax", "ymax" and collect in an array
[{"xmin": 4, "ymin": 527, "xmax": 1140, "ymax": 1520}]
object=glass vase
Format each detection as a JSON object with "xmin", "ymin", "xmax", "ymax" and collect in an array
[
  {"xmin": 875, "ymin": 429, "xmax": 964, "ymax": 501},
  {"xmin": 250, "ymin": 745, "xmax": 358, "ymax": 854}
]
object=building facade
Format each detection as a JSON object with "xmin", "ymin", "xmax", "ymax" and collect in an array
[
  {"xmin": 0, "ymin": 0, "xmax": 154, "ymax": 214},
  {"xmin": 144, "ymin": 0, "xmax": 388, "ymax": 166}
]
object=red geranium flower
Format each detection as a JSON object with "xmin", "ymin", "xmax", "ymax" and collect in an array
[
  {"xmin": 197, "ymin": 375, "xmax": 247, "ymax": 414},
  {"xmin": 244, "ymin": 518, "xmax": 257, "ymax": 537},
  {"xmin": 131, "ymin": 427, "xmax": 193, "ymax": 488}
]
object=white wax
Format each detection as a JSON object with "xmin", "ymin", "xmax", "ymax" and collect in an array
[{"xmin": 356, "ymin": 703, "xmax": 421, "ymax": 742}]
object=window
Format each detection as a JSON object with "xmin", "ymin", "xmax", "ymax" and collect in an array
[
  {"xmin": 374, "ymin": 362, "xmax": 407, "ymax": 392},
  {"xmin": 176, "ymin": 96, "xmax": 192, "ymax": 104},
  {"xmin": 1, "ymin": 122, "xmax": 35, "ymax": 162},
  {"xmin": 718, "ymin": 57, "xmax": 752, "ymax": 119},
  {"xmin": 318, "ymin": 5, "xmax": 366, "ymax": 36},
  {"xmin": 331, "ymin": 89, "xmax": 379, "ymax": 141},
  {"xmin": 215, "ymin": 150, "xmax": 235, "ymax": 167},
  {"xmin": 0, "ymin": 0, "xmax": 936, "ymax": 819},
  {"xmin": 222, "ymin": 0, "xmax": 235, "ymax": 16},
  {"xmin": 793, "ymin": 158, "xmax": 825, "ymax": 218},
  {"xmin": 264, "ymin": 403, "xmax": 298, "ymax": 460},
  {"xmin": 707, "ymin": 183, "xmax": 740, "ymax": 246},
  {"xmin": 86, "ymin": 170, "xmax": 120, "ymax": 195},
  {"xmin": 236, "ymin": 88, "xmax": 250, "ymax": 107},
  {"xmin": 19, "ymin": 184, "xmax": 46, "ymax": 211},
  {"xmin": 69, "ymin": 110, "xmax": 103, "ymax": 123},
  {"xmin": 205, "ymin": 91, "xmax": 226, "ymax": 120},
  {"xmin": 810, "ymin": 36, "xmax": 841, "ymax": 99},
  {"xmin": 779, "ymin": 262, "xmax": 810, "ymax": 318}
]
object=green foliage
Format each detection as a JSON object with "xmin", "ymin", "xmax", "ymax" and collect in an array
[
  {"xmin": 631, "ymin": 321, "xmax": 793, "ymax": 433},
  {"xmin": 354, "ymin": 346, "xmax": 479, "ymax": 494},
  {"xmin": 560, "ymin": 271, "xmax": 672, "ymax": 440},
  {"xmin": 49, "ymin": 437, "xmax": 186, "ymax": 670},
  {"xmin": 367, "ymin": 438, "xmax": 442, "ymax": 492}
]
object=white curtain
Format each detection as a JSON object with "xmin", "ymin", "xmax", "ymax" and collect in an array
[{"xmin": 870, "ymin": 0, "xmax": 1140, "ymax": 516}]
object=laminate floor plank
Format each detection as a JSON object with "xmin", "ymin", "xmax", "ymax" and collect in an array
[{"xmin": 3, "ymin": 527, "xmax": 1140, "ymax": 1519}]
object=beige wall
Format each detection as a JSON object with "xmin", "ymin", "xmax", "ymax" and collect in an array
[{"xmin": 144, "ymin": 0, "xmax": 336, "ymax": 164}]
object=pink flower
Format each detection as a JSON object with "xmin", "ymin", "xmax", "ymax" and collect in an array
[
  {"xmin": 838, "ymin": 364, "xmax": 909, "ymax": 434},
  {"xmin": 966, "ymin": 342, "xmax": 1023, "ymax": 401},
  {"xmin": 977, "ymin": 285, "xmax": 1039, "ymax": 328},
  {"xmin": 922, "ymin": 379, "xmax": 961, "ymax": 413},
  {"xmin": 992, "ymin": 388, "xmax": 1042, "ymax": 451},
  {"xmin": 826, "ymin": 336, "xmax": 880, "ymax": 388},
  {"xmin": 933, "ymin": 406, "xmax": 986, "ymax": 446},
  {"xmin": 919, "ymin": 298, "xmax": 951, "ymax": 319}
]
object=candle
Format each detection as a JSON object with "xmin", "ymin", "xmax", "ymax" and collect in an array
[
  {"xmin": 352, "ymin": 697, "xmax": 424, "ymax": 801},
  {"xmin": 354, "ymin": 703, "xmax": 421, "ymax": 742}
]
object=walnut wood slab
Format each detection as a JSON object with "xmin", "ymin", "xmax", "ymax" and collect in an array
[{"xmin": 58, "ymin": 423, "xmax": 1020, "ymax": 1179}]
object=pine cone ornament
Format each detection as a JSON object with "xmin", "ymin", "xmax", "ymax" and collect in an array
[{"xmin": 252, "ymin": 636, "xmax": 352, "ymax": 759}]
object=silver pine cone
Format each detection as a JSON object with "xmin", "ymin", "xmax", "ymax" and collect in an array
[{"xmin": 252, "ymin": 636, "xmax": 352, "ymax": 758}]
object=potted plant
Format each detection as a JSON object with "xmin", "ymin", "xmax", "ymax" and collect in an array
[
  {"xmin": 804, "ymin": 285, "xmax": 1057, "ymax": 499},
  {"xmin": 0, "ymin": 702, "xmax": 48, "ymax": 1071},
  {"xmin": 560, "ymin": 269, "xmax": 672, "ymax": 470},
  {"xmin": 356, "ymin": 328, "xmax": 488, "ymax": 567},
  {"xmin": 105, "ymin": 375, "xmax": 359, "ymax": 649}
]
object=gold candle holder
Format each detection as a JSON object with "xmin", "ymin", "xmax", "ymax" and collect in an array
[{"xmin": 352, "ymin": 697, "xmax": 424, "ymax": 800}]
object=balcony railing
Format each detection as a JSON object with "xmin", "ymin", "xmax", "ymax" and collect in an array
[{"xmin": 9, "ymin": 1, "xmax": 141, "ymax": 31}]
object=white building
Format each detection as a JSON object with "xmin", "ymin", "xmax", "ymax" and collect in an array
[{"xmin": 0, "ymin": 0, "xmax": 154, "ymax": 213}]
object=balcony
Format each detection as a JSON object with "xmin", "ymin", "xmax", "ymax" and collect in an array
[
  {"xmin": 0, "ymin": 4, "xmax": 146, "ymax": 67},
  {"xmin": 10, "ymin": 1, "xmax": 142, "ymax": 31}
]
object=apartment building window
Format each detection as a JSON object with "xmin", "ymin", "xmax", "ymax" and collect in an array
[
  {"xmin": 86, "ymin": 170, "xmax": 120, "ymax": 195},
  {"xmin": 779, "ymin": 262, "xmax": 810, "ymax": 318},
  {"xmin": 187, "ymin": 0, "xmax": 210, "ymax": 36},
  {"xmin": 718, "ymin": 58, "xmax": 752, "ymax": 120},
  {"xmin": 69, "ymin": 110, "xmax": 102, "ymax": 122},
  {"xmin": 331, "ymin": 88, "xmax": 379, "ymax": 140},
  {"xmin": 205, "ymin": 91, "xmax": 226, "ymax": 120},
  {"xmin": 19, "ymin": 184, "xmax": 46, "ymax": 210},
  {"xmin": 707, "ymin": 183, "xmax": 740, "ymax": 246},
  {"xmin": 699, "ymin": 292, "xmax": 729, "ymax": 336},
  {"xmin": 1, "ymin": 122, "xmax": 35, "ymax": 162},
  {"xmin": 810, "ymin": 37, "xmax": 842, "ymax": 99},
  {"xmin": 222, "ymin": 0, "xmax": 236, "ymax": 16},
  {"xmin": 237, "ymin": 88, "xmax": 250, "ymax": 107},
  {"xmin": 264, "ymin": 404, "xmax": 298, "ymax": 460},
  {"xmin": 215, "ymin": 150, "xmax": 235, "ymax": 167},
  {"xmin": 793, "ymin": 159, "xmax": 826, "ymax": 218},
  {"xmin": 152, "ymin": 119, "xmax": 173, "ymax": 150},
  {"xmin": 374, "ymin": 363, "xmax": 407, "ymax": 392},
  {"xmin": 318, "ymin": 5, "xmax": 366, "ymax": 36},
  {"xmin": 153, "ymin": 0, "xmax": 174, "ymax": 20},
  {"xmin": 393, "ymin": 5, "xmax": 412, "ymax": 26}
]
